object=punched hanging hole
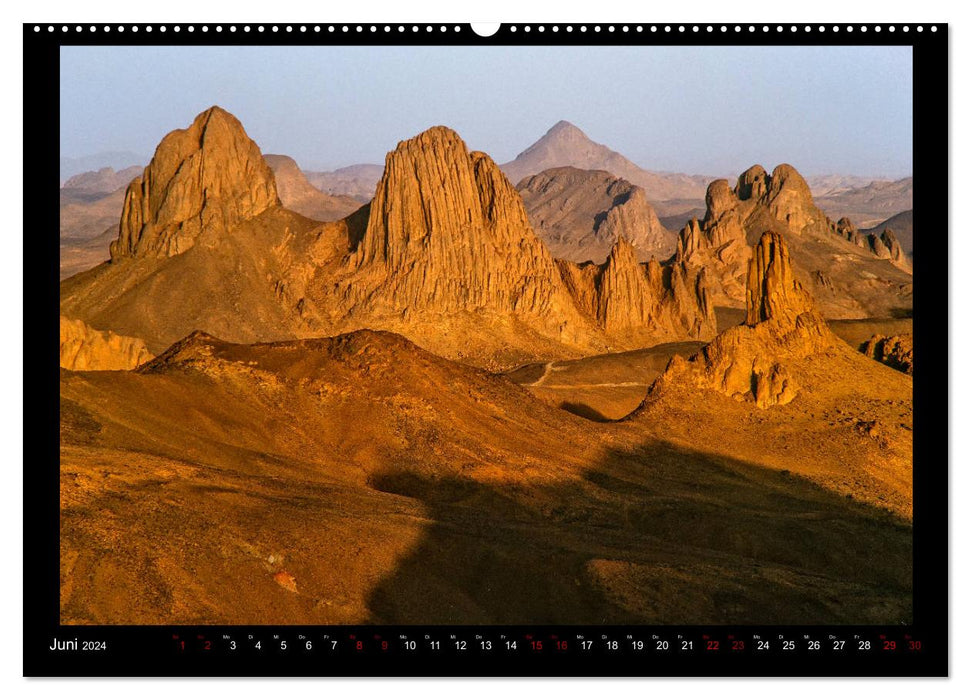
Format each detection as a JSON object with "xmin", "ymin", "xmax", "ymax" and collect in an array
[{"xmin": 471, "ymin": 23, "xmax": 500, "ymax": 37}]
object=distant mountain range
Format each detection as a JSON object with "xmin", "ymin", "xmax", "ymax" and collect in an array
[
  {"xmin": 814, "ymin": 177, "xmax": 913, "ymax": 228},
  {"xmin": 60, "ymin": 151, "xmax": 146, "ymax": 183},
  {"xmin": 59, "ymin": 122, "xmax": 913, "ymax": 281},
  {"xmin": 62, "ymin": 125, "xmax": 910, "ymax": 217}
]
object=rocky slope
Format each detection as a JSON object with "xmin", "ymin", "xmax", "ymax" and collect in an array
[
  {"xmin": 61, "ymin": 327, "xmax": 910, "ymax": 624},
  {"xmin": 673, "ymin": 164, "xmax": 913, "ymax": 318},
  {"xmin": 832, "ymin": 217, "xmax": 911, "ymax": 272},
  {"xmin": 651, "ymin": 232, "xmax": 834, "ymax": 409},
  {"xmin": 637, "ymin": 231, "xmax": 913, "ymax": 516},
  {"xmin": 501, "ymin": 121, "xmax": 712, "ymax": 203},
  {"xmin": 60, "ymin": 316, "xmax": 153, "ymax": 370},
  {"xmin": 62, "ymin": 110, "xmax": 716, "ymax": 368},
  {"xmin": 264, "ymin": 154, "xmax": 361, "ymax": 221},
  {"xmin": 863, "ymin": 210, "xmax": 914, "ymax": 255},
  {"xmin": 517, "ymin": 167, "xmax": 676, "ymax": 263}
]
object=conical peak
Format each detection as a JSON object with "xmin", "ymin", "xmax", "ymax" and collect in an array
[
  {"xmin": 745, "ymin": 231, "xmax": 815, "ymax": 326},
  {"xmin": 193, "ymin": 105, "xmax": 239, "ymax": 128},
  {"xmin": 177, "ymin": 106, "xmax": 254, "ymax": 154},
  {"xmin": 547, "ymin": 120, "xmax": 586, "ymax": 137},
  {"xmin": 110, "ymin": 106, "xmax": 279, "ymax": 260}
]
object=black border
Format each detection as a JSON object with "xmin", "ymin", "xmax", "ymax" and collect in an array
[{"xmin": 25, "ymin": 22, "xmax": 949, "ymax": 677}]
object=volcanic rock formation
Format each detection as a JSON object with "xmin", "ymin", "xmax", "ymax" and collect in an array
[
  {"xmin": 862, "ymin": 333, "xmax": 914, "ymax": 375},
  {"xmin": 557, "ymin": 238, "xmax": 715, "ymax": 339},
  {"xmin": 648, "ymin": 231, "xmax": 834, "ymax": 409},
  {"xmin": 517, "ymin": 167, "xmax": 676, "ymax": 263},
  {"xmin": 863, "ymin": 210, "xmax": 913, "ymax": 255},
  {"xmin": 62, "ymin": 110, "xmax": 717, "ymax": 368},
  {"xmin": 60, "ymin": 316, "xmax": 154, "ymax": 370},
  {"xmin": 673, "ymin": 164, "xmax": 913, "ymax": 318},
  {"xmin": 110, "ymin": 106, "xmax": 280, "ymax": 259},
  {"xmin": 341, "ymin": 127, "xmax": 578, "ymax": 317},
  {"xmin": 832, "ymin": 218, "xmax": 911, "ymax": 272}
]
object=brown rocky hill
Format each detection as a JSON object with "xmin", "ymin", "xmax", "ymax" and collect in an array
[
  {"xmin": 862, "ymin": 333, "xmax": 914, "ymax": 375},
  {"xmin": 638, "ymin": 231, "xmax": 913, "ymax": 516},
  {"xmin": 673, "ymin": 164, "xmax": 913, "ymax": 319},
  {"xmin": 61, "ymin": 327, "xmax": 910, "ymax": 624},
  {"xmin": 557, "ymin": 238, "xmax": 715, "ymax": 340},
  {"xmin": 501, "ymin": 121, "xmax": 712, "ymax": 203},
  {"xmin": 264, "ymin": 154, "xmax": 362, "ymax": 221},
  {"xmin": 863, "ymin": 210, "xmax": 914, "ymax": 255},
  {"xmin": 110, "ymin": 107, "xmax": 280, "ymax": 260},
  {"xmin": 61, "ymin": 110, "xmax": 716, "ymax": 368},
  {"xmin": 304, "ymin": 163, "xmax": 384, "ymax": 202},
  {"xmin": 517, "ymin": 167, "xmax": 677, "ymax": 263},
  {"xmin": 60, "ymin": 316, "xmax": 153, "ymax": 370},
  {"xmin": 831, "ymin": 217, "xmax": 911, "ymax": 272},
  {"xmin": 508, "ymin": 317, "xmax": 912, "ymax": 423}
]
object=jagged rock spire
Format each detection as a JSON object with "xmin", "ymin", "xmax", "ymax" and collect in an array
[
  {"xmin": 644, "ymin": 231, "xmax": 831, "ymax": 410},
  {"xmin": 110, "ymin": 106, "xmax": 279, "ymax": 260},
  {"xmin": 745, "ymin": 231, "xmax": 815, "ymax": 326}
]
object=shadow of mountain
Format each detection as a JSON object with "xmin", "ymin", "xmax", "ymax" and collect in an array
[
  {"xmin": 365, "ymin": 439, "xmax": 911, "ymax": 626},
  {"xmin": 558, "ymin": 401, "xmax": 612, "ymax": 422}
]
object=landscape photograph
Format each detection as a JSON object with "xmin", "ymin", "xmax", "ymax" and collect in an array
[{"xmin": 58, "ymin": 44, "xmax": 915, "ymax": 626}]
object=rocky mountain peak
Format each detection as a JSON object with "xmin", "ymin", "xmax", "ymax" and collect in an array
[
  {"xmin": 544, "ymin": 120, "xmax": 588, "ymax": 141},
  {"xmin": 354, "ymin": 126, "xmax": 533, "ymax": 273},
  {"xmin": 516, "ymin": 167, "xmax": 675, "ymax": 263},
  {"xmin": 109, "ymin": 105, "xmax": 279, "ymax": 260},
  {"xmin": 342, "ymin": 125, "xmax": 585, "ymax": 332}
]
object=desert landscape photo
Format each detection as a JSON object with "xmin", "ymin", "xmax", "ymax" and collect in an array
[{"xmin": 58, "ymin": 45, "xmax": 915, "ymax": 626}]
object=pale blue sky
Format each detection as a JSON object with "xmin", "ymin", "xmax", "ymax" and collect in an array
[{"xmin": 60, "ymin": 45, "xmax": 912, "ymax": 177}]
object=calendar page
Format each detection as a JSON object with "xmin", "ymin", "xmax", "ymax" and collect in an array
[{"xmin": 25, "ymin": 21, "xmax": 947, "ymax": 677}]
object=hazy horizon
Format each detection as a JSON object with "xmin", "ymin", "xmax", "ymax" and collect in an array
[{"xmin": 60, "ymin": 45, "xmax": 913, "ymax": 178}]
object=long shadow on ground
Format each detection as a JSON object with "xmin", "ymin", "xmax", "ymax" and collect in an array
[{"xmin": 366, "ymin": 439, "xmax": 911, "ymax": 626}]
